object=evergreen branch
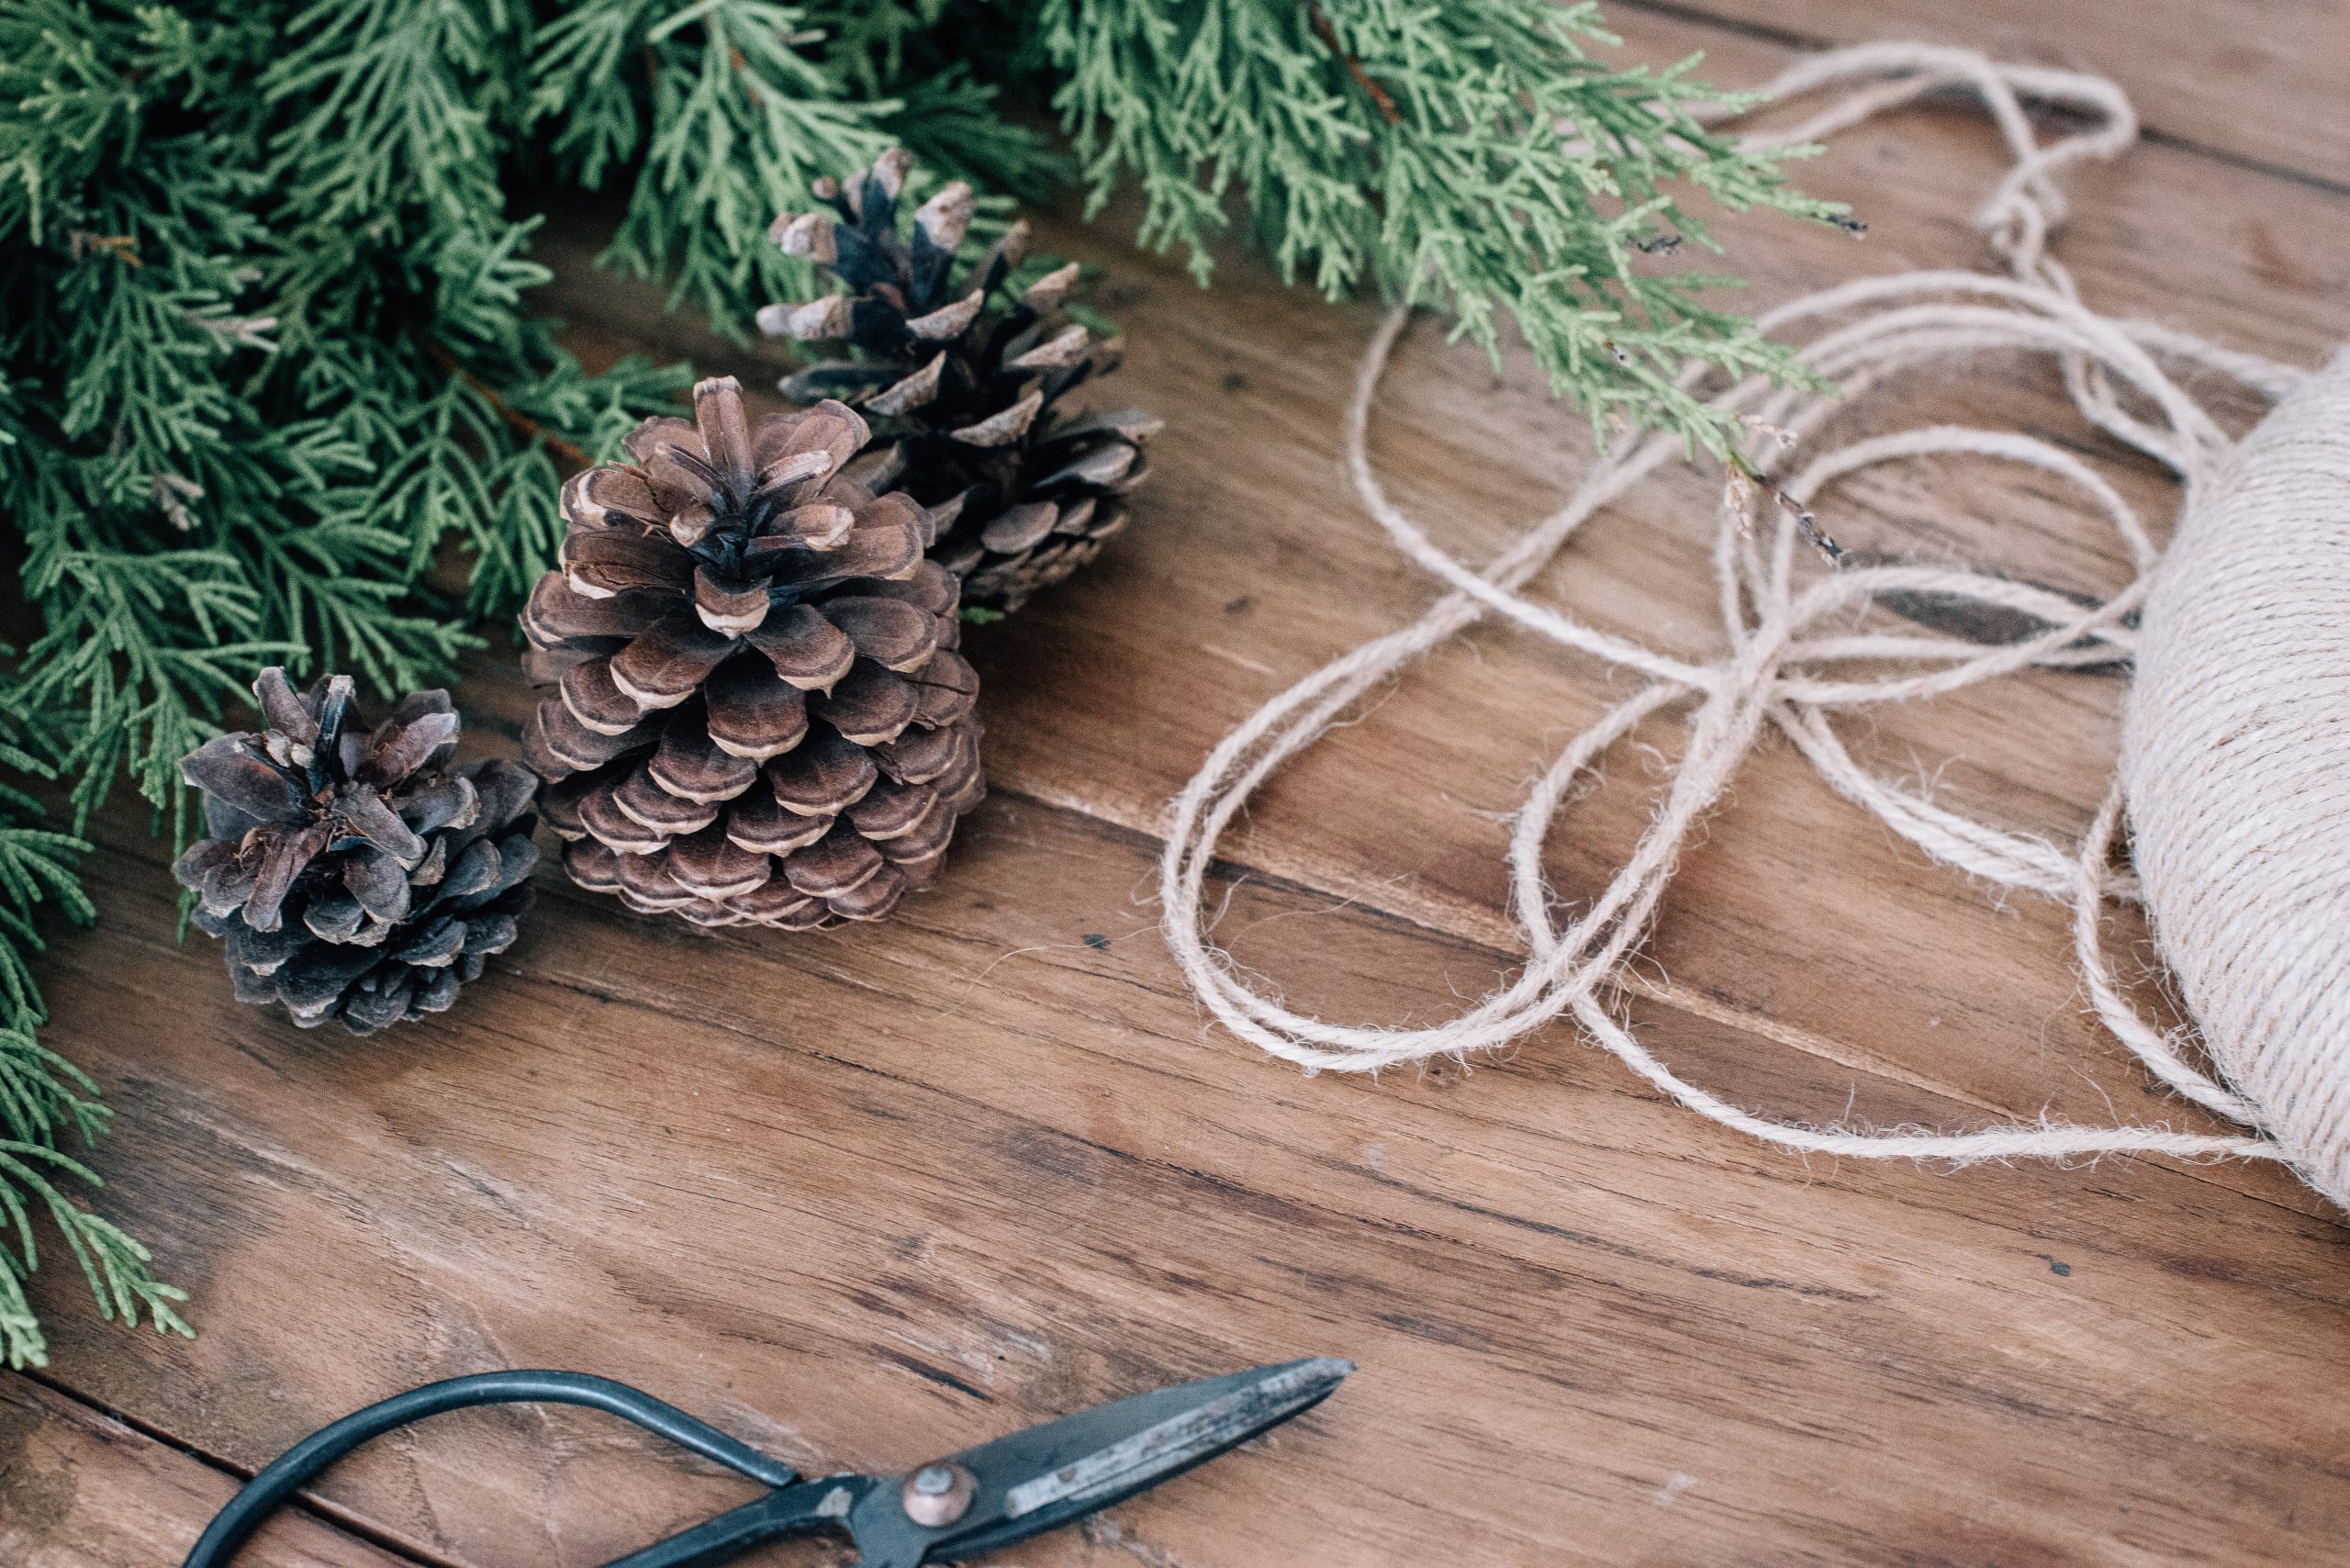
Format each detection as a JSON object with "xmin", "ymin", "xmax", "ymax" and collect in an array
[
  {"xmin": 0, "ymin": 1140, "xmax": 191, "ymax": 1370},
  {"xmin": 1306, "ymin": 2, "xmax": 1398, "ymax": 125},
  {"xmin": 1039, "ymin": 0, "xmax": 1848, "ymax": 457},
  {"xmin": 419, "ymin": 332, "xmax": 596, "ymax": 467},
  {"xmin": 536, "ymin": 0, "xmax": 900, "ymax": 335},
  {"xmin": 0, "ymin": 751, "xmax": 189, "ymax": 1368}
]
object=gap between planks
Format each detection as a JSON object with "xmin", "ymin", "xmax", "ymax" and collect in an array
[
  {"xmin": 1609, "ymin": 0, "xmax": 2350, "ymax": 191},
  {"xmin": 32, "ymin": 767, "xmax": 2350, "ymax": 1565},
  {"xmin": 1, "ymin": 1369, "xmax": 434, "ymax": 1568},
  {"xmin": 20, "ymin": 6, "xmax": 2350, "ymax": 1561}
]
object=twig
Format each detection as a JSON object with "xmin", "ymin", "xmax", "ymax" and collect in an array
[
  {"xmin": 416, "ymin": 336, "xmax": 595, "ymax": 468},
  {"xmin": 68, "ymin": 231, "xmax": 141, "ymax": 266},
  {"xmin": 1306, "ymin": 3, "xmax": 1401, "ymax": 125},
  {"xmin": 1727, "ymin": 452, "xmax": 1841, "ymax": 563}
]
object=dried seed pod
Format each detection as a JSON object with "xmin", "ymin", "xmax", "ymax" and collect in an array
[
  {"xmin": 763, "ymin": 150, "xmax": 1161, "ymax": 612},
  {"xmin": 174, "ymin": 669, "xmax": 537, "ymax": 1034},
  {"xmin": 521, "ymin": 376, "xmax": 984, "ymax": 930}
]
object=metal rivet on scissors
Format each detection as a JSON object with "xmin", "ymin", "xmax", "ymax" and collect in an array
[{"xmin": 182, "ymin": 1357, "xmax": 1354, "ymax": 1568}]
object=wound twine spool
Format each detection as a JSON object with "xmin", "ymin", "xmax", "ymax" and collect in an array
[
  {"xmin": 2123, "ymin": 347, "xmax": 2350, "ymax": 1206},
  {"xmin": 1161, "ymin": 44, "xmax": 2350, "ymax": 1202}
]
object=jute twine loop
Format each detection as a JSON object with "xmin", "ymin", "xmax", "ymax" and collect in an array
[{"xmin": 1161, "ymin": 45, "xmax": 2347, "ymax": 1194}]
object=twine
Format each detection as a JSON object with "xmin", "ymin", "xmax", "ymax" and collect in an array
[
  {"xmin": 1159, "ymin": 45, "xmax": 2350, "ymax": 1193},
  {"xmin": 2123, "ymin": 345, "xmax": 2350, "ymax": 1204}
]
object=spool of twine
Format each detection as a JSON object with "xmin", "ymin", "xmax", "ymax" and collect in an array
[
  {"xmin": 1160, "ymin": 45, "xmax": 2346, "ymax": 1200},
  {"xmin": 2123, "ymin": 349, "xmax": 2350, "ymax": 1207}
]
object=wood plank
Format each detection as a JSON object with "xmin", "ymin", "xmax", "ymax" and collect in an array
[
  {"xmin": 17, "ymin": 781, "xmax": 2350, "ymax": 1565},
  {"xmin": 1626, "ymin": 0, "xmax": 2350, "ymax": 187},
  {"xmin": 17, "ymin": 8, "xmax": 2350, "ymax": 1565},
  {"xmin": 0, "ymin": 1375, "xmax": 408, "ymax": 1568},
  {"xmin": 531, "ymin": 5, "xmax": 2350, "ymax": 1208}
]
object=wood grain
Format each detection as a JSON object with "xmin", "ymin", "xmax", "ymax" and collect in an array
[
  {"xmin": 1625, "ymin": 0, "xmax": 2350, "ymax": 186},
  {"xmin": 0, "ymin": 1376, "xmax": 405, "ymax": 1568},
  {"xmin": 19, "ymin": 782, "xmax": 2350, "ymax": 1566},
  {"xmin": 15, "ymin": 6, "xmax": 2350, "ymax": 1565}
]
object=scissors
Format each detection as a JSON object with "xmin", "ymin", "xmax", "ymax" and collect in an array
[{"xmin": 184, "ymin": 1357, "xmax": 1352, "ymax": 1567}]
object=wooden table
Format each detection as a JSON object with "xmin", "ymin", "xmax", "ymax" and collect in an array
[{"xmin": 10, "ymin": 4, "xmax": 2350, "ymax": 1563}]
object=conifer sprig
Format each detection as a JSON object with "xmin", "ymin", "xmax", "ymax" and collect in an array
[
  {"xmin": 3, "ymin": 0, "xmax": 1827, "ymax": 1365},
  {"xmin": 1040, "ymin": 0, "xmax": 1846, "ymax": 457},
  {"xmin": 0, "ymin": 752, "xmax": 189, "ymax": 1368}
]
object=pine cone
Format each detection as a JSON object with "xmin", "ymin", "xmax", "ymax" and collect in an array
[
  {"xmin": 520, "ymin": 375, "xmax": 983, "ymax": 929},
  {"xmin": 173, "ymin": 669, "xmax": 539, "ymax": 1035},
  {"xmin": 759, "ymin": 149, "xmax": 1162, "ymax": 613}
]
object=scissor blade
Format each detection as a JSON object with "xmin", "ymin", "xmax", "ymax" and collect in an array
[
  {"xmin": 859, "ymin": 1357, "xmax": 1351, "ymax": 1564},
  {"xmin": 1005, "ymin": 1356, "xmax": 1349, "ymax": 1518}
]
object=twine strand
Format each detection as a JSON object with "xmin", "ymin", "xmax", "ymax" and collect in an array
[{"xmin": 1159, "ymin": 46, "xmax": 2321, "ymax": 1178}]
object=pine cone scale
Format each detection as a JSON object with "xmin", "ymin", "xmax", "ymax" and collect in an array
[
  {"xmin": 176, "ymin": 669, "xmax": 537, "ymax": 1034},
  {"xmin": 525, "ymin": 376, "xmax": 984, "ymax": 930},
  {"xmin": 760, "ymin": 152, "xmax": 1158, "ymax": 613}
]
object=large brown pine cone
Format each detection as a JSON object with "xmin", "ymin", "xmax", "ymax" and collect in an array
[
  {"xmin": 521, "ymin": 375, "xmax": 983, "ymax": 929},
  {"xmin": 760, "ymin": 149, "xmax": 1161, "ymax": 613},
  {"xmin": 173, "ymin": 669, "xmax": 538, "ymax": 1035}
]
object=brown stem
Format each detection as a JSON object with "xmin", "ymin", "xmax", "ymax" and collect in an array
[
  {"xmin": 418, "ymin": 336, "xmax": 595, "ymax": 469},
  {"xmin": 68, "ymin": 231, "xmax": 142, "ymax": 266},
  {"xmin": 1727, "ymin": 452, "xmax": 1842, "ymax": 564},
  {"xmin": 1307, "ymin": 3, "xmax": 1401, "ymax": 126}
]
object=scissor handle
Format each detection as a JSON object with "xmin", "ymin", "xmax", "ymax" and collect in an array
[
  {"xmin": 182, "ymin": 1370, "xmax": 798, "ymax": 1568},
  {"xmin": 600, "ymin": 1477, "xmax": 875, "ymax": 1568}
]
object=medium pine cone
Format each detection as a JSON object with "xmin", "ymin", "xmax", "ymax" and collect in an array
[
  {"xmin": 760, "ymin": 148, "xmax": 1162, "ymax": 613},
  {"xmin": 521, "ymin": 375, "xmax": 983, "ymax": 929},
  {"xmin": 173, "ymin": 669, "xmax": 538, "ymax": 1035}
]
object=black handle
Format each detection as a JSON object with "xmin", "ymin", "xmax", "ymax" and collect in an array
[
  {"xmin": 182, "ymin": 1370, "xmax": 797, "ymax": 1568},
  {"xmin": 599, "ymin": 1479, "xmax": 855, "ymax": 1568}
]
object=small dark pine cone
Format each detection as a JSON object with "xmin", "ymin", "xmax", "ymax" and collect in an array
[
  {"xmin": 520, "ymin": 375, "xmax": 983, "ymax": 929},
  {"xmin": 173, "ymin": 669, "xmax": 538, "ymax": 1035},
  {"xmin": 760, "ymin": 148, "xmax": 1162, "ymax": 614}
]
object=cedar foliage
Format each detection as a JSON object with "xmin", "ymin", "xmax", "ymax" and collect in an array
[
  {"xmin": 1043, "ymin": 0, "xmax": 1847, "ymax": 449},
  {"xmin": 0, "ymin": 0, "xmax": 1830, "ymax": 1365}
]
